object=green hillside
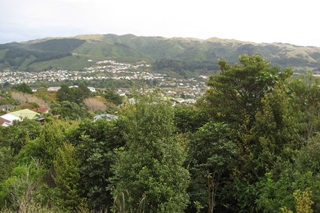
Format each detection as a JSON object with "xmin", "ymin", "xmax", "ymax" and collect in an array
[{"xmin": 1, "ymin": 34, "xmax": 320, "ymax": 73}]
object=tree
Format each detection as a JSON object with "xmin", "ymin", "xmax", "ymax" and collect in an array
[
  {"xmin": 104, "ymin": 87, "xmax": 123, "ymax": 105},
  {"xmin": 112, "ymin": 90, "xmax": 190, "ymax": 212},
  {"xmin": 56, "ymin": 84, "xmax": 91, "ymax": 104},
  {"xmin": 188, "ymin": 122, "xmax": 237, "ymax": 213},
  {"xmin": 173, "ymin": 106, "xmax": 209, "ymax": 134},
  {"xmin": 51, "ymin": 101, "xmax": 89, "ymax": 120},
  {"xmin": 0, "ymin": 146, "xmax": 14, "ymax": 182},
  {"xmin": 204, "ymin": 54, "xmax": 292, "ymax": 128},
  {"xmin": 287, "ymin": 73, "xmax": 320, "ymax": 141},
  {"xmin": 0, "ymin": 161, "xmax": 44, "ymax": 211},
  {"xmin": 18, "ymin": 120, "xmax": 77, "ymax": 169},
  {"xmin": 202, "ymin": 55, "xmax": 294, "ymax": 211},
  {"xmin": 56, "ymin": 85, "xmax": 74, "ymax": 103},
  {"xmin": 12, "ymin": 83, "xmax": 32, "ymax": 94},
  {"xmin": 53, "ymin": 142, "xmax": 82, "ymax": 211},
  {"xmin": 69, "ymin": 119, "xmax": 125, "ymax": 212},
  {"xmin": 0, "ymin": 119, "xmax": 42, "ymax": 155}
]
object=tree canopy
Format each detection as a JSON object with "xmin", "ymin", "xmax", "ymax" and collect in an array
[{"xmin": 3, "ymin": 54, "xmax": 320, "ymax": 212}]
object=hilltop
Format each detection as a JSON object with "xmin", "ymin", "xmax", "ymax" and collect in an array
[{"xmin": 1, "ymin": 34, "xmax": 320, "ymax": 73}]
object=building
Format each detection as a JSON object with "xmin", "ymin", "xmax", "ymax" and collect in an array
[{"xmin": 0, "ymin": 109, "xmax": 41, "ymax": 126}]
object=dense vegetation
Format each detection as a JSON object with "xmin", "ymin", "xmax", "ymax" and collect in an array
[
  {"xmin": 1, "ymin": 55, "xmax": 320, "ymax": 212},
  {"xmin": 0, "ymin": 39, "xmax": 85, "ymax": 70}
]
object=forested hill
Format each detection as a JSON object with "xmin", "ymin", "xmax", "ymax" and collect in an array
[{"xmin": 1, "ymin": 33, "xmax": 320, "ymax": 72}]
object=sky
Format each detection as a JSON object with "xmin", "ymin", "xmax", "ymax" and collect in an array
[{"xmin": 1, "ymin": 0, "xmax": 320, "ymax": 47}]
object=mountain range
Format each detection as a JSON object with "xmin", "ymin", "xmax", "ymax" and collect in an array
[{"xmin": 1, "ymin": 34, "xmax": 320, "ymax": 74}]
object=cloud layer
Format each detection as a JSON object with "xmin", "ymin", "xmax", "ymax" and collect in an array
[{"xmin": 1, "ymin": 0, "xmax": 319, "ymax": 46}]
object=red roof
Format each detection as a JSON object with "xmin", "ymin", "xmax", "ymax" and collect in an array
[
  {"xmin": 0, "ymin": 117, "xmax": 11, "ymax": 126},
  {"xmin": 33, "ymin": 107, "xmax": 49, "ymax": 113}
]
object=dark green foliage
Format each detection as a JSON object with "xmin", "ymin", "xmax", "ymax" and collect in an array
[
  {"xmin": 3, "ymin": 54, "xmax": 320, "ymax": 212},
  {"xmin": 112, "ymin": 90, "xmax": 190, "ymax": 213},
  {"xmin": 188, "ymin": 122, "xmax": 237, "ymax": 212},
  {"xmin": 173, "ymin": 106, "xmax": 209, "ymax": 133},
  {"xmin": 56, "ymin": 85, "xmax": 73, "ymax": 103},
  {"xmin": 201, "ymin": 55, "xmax": 296, "ymax": 211},
  {"xmin": 0, "ymin": 39, "xmax": 84, "ymax": 69},
  {"xmin": 0, "ymin": 119, "xmax": 41, "ymax": 155},
  {"xmin": 69, "ymin": 119, "xmax": 125, "ymax": 211},
  {"xmin": 56, "ymin": 84, "xmax": 91, "ymax": 104},
  {"xmin": 153, "ymin": 59, "xmax": 219, "ymax": 75},
  {"xmin": 28, "ymin": 39, "xmax": 85, "ymax": 53},
  {"xmin": 104, "ymin": 88, "xmax": 123, "ymax": 105},
  {"xmin": 12, "ymin": 83, "xmax": 33, "ymax": 94},
  {"xmin": 18, "ymin": 120, "xmax": 75, "ymax": 169},
  {"xmin": 53, "ymin": 143, "xmax": 82, "ymax": 211},
  {"xmin": 51, "ymin": 101, "xmax": 89, "ymax": 120},
  {"xmin": 0, "ymin": 161, "xmax": 45, "ymax": 211},
  {"xmin": 205, "ymin": 54, "xmax": 291, "ymax": 127},
  {"xmin": 1, "ymin": 46, "xmax": 70, "ymax": 67},
  {"xmin": 0, "ymin": 146, "xmax": 14, "ymax": 182},
  {"xmin": 287, "ymin": 74, "xmax": 320, "ymax": 141}
]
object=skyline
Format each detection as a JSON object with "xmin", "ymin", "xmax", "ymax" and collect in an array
[{"xmin": 1, "ymin": 0, "xmax": 320, "ymax": 47}]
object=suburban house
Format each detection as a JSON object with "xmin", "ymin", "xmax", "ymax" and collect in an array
[
  {"xmin": 33, "ymin": 107, "xmax": 50, "ymax": 114},
  {"xmin": 88, "ymin": 87, "xmax": 96, "ymax": 92},
  {"xmin": 0, "ymin": 117, "xmax": 11, "ymax": 127},
  {"xmin": 0, "ymin": 113, "xmax": 21, "ymax": 126},
  {"xmin": 93, "ymin": 114, "xmax": 118, "ymax": 121},
  {"xmin": 0, "ymin": 109, "xmax": 41, "ymax": 126}
]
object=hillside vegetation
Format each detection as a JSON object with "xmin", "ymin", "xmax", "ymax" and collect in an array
[
  {"xmin": 0, "ymin": 34, "xmax": 320, "ymax": 73},
  {"xmin": 2, "ymin": 55, "xmax": 320, "ymax": 212}
]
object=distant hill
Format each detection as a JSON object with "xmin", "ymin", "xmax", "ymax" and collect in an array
[{"xmin": 1, "ymin": 34, "xmax": 320, "ymax": 74}]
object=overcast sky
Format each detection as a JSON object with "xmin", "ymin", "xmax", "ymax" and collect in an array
[{"xmin": 1, "ymin": 0, "xmax": 319, "ymax": 47}]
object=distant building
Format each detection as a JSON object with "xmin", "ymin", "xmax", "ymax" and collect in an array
[
  {"xmin": 88, "ymin": 87, "xmax": 96, "ymax": 92},
  {"xmin": 48, "ymin": 87, "xmax": 61, "ymax": 92},
  {"xmin": 0, "ymin": 109, "xmax": 41, "ymax": 126},
  {"xmin": 93, "ymin": 114, "xmax": 118, "ymax": 122},
  {"xmin": 0, "ymin": 117, "xmax": 12, "ymax": 127},
  {"xmin": 0, "ymin": 105, "xmax": 16, "ymax": 112},
  {"xmin": 0, "ymin": 113, "xmax": 21, "ymax": 126},
  {"xmin": 10, "ymin": 109, "xmax": 41, "ymax": 120},
  {"xmin": 33, "ymin": 107, "xmax": 50, "ymax": 114}
]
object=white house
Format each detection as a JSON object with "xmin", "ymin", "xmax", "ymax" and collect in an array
[
  {"xmin": 88, "ymin": 87, "xmax": 96, "ymax": 92},
  {"xmin": 0, "ymin": 113, "xmax": 21, "ymax": 126}
]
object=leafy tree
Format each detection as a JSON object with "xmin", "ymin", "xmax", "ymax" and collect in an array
[
  {"xmin": 12, "ymin": 83, "xmax": 32, "ymax": 94},
  {"xmin": 173, "ymin": 106, "xmax": 208, "ymax": 134},
  {"xmin": 104, "ymin": 87, "xmax": 123, "ymax": 105},
  {"xmin": 287, "ymin": 73, "xmax": 320, "ymax": 141},
  {"xmin": 202, "ymin": 54, "xmax": 294, "ymax": 211},
  {"xmin": 68, "ymin": 119, "xmax": 125, "ymax": 212},
  {"xmin": 51, "ymin": 101, "xmax": 89, "ymax": 120},
  {"xmin": 187, "ymin": 122, "xmax": 237, "ymax": 212},
  {"xmin": 56, "ymin": 85, "xmax": 74, "ymax": 103},
  {"xmin": 18, "ymin": 120, "xmax": 77, "ymax": 169},
  {"xmin": 56, "ymin": 84, "xmax": 91, "ymax": 104},
  {"xmin": 75, "ymin": 84, "xmax": 91, "ymax": 104},
  {"xmin": 245, "ymin": 82, "xmax": 297, "ymax": 178},
  {"xmin": 0, "ymin": 119, "xmax": 41, "ymax": 155},
  {"xmin": 0, "ymin": 146, "xmax": 14, "ymax": 182},
  {"xmin": 112, "ymin": 90, "xmax": 190, "ymax": 212},
  {"xmin": 0, "ymin": 161, "xmax": 44, "ymax": 211},
  {"xmin": 204, "ymin": 54, "xmax": 292, "ymax": 128},
  {"xmin": 53, "ymin": 142, "xmax": 82, "ymax": 211}
]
